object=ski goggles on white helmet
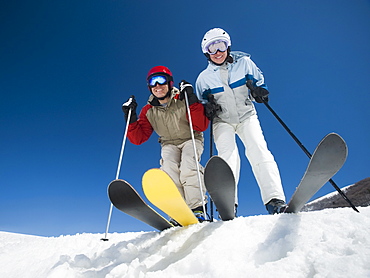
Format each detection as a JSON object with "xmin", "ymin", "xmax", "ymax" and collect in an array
[
  {"xmin": 205, "ymin": 40, "xmax": 228, "ymax": 55},
  {"xmin": 148, "ymin": 75, "xmax": 169, "ymax": 87}
]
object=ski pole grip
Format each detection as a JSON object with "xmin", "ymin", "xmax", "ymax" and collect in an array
[
  {"xmin": 246, "ymin": 79, "xmax": 268, "ymax": 105},
  {"xmin": 246, "ymin": 80, "xmax": 254, "ymax": 91}
]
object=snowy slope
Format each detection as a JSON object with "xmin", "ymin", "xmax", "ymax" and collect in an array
[{"xmin": 1, "ymin": 207, "xmax": 370, "ymax": 278}]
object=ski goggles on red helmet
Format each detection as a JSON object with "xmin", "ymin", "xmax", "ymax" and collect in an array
[
  {"xmin": 206, "ymin": 39, "xmax": 228, "ymax": 55},
  {"xmin": 148, "ymin": 75, "xmax": 169, "ymax": 87}
]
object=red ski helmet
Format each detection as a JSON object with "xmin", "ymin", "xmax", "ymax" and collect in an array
[{"xmin": 146, "ymin": 66, "xmax": 174, "ymax": 90}]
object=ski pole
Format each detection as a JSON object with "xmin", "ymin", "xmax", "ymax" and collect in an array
[
  {"xmin": 246, "ymin": 81, "xmax": 359, "ymax": 213},
  {"xmin": 184, "ymin": 92, "xmax": 208, "ymax": 220},
  {"xmin": 101, "ymin": 108, "xmax": 132, "ymax": 241},
  {"xmin": 209, "ymin": 118, "xmax": 214, "ymax": 222}
]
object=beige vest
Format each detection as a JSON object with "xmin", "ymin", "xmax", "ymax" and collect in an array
[{"xmin": 146, "ymin": 88, "xmax": 204, "ymax": 146}]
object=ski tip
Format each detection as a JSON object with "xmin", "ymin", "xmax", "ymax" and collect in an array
[
  {"xmin": 142, "ymin": 168, "xmax": 164, "ymax": 177},
  {"xmin": 324, "ymin": 132, "xmax": 346, "ymax": 144},
  {"xmin": 321, "ymin": 132, "xmax": 348, "ymax": 159},
  {"xmin": 142, "ymin": 168, "xmax": 175, "ymax": 185},
  {"xmin": 207, "ymin": 155, "xmax": 224, "ymax": 162},
  {"xmin": 205, "ymin": 155, "xmax": 230, "ymax": 168},
  {"xmin": 108, "ymin": 179, "xmax": 130, "ymax": 187}
]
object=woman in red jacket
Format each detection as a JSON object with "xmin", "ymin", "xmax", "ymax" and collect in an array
[{"xmin": 122, "ymin": 66, "xmax": 209, "ymax": 222}]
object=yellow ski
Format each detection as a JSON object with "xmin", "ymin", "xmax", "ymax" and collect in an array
[{"xmin": 142, "ymin": 168, "xmax": 198, "ymax": 226}]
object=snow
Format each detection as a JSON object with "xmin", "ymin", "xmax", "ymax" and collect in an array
[{"xmin": 1, "ymin": 207, "xmax": 370, "ymax": 278}]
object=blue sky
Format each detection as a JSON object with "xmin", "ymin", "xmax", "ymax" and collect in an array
[{"xmin": 1, "ymin": 0, "xmax": 369, "ymax": 237}]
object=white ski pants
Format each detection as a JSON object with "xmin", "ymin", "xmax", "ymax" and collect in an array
[
  {"xmin": 160, "ymin": 139, "xmax": 207, "ymax": 210},
  {"xmin": 213, "ymin": 114, "xmax": 285, "ymax": 205}
]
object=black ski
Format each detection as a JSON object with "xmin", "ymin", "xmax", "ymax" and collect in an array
[
  {"xmin": 108, "ymin": 179, "xmax": 173, "ymax": 231},
  {"xmin": 204, "ymin": 156, "xmax": 236, "ymax": 221},
  {"xmin": 285, "ymin": 132, "xmax": 347, "ymax": 213}
]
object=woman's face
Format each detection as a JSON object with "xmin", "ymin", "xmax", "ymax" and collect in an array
[{"xmin": 209, "ymin": 49, "xmax": 228, "ymax": 65}]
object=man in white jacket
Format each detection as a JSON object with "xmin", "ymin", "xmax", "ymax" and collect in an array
[{"xmin": 196, "ymin": 28, "xmax": 286, "ymax": 214}]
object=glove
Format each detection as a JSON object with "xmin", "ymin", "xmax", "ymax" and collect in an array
[
  {"xmin": 204, "ymin": 94, "xmax": 222, "ymax": 120},
  {"xmin": 250, "ymin": 87, "xmax": 269, "ymax": 103},
  {"xmin": 246, "ymin": 80, "xmax": 269, "ymax": 103},
  {"xmin": 179, "ymin": 80, "xmax": 198, "ymax": 105},
  {"xmin": 122, "ymin": 95, "xmax": 138, "ymax": 124}
]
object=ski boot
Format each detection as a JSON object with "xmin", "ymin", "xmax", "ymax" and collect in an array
[
  {"xmin": 192, "ymin": 206, "xmax": 207, "ymax": 222},
  {"xmin": 265, "ymin": 199, "xmax": 287, "ymax": 215},
  {"xmin": 193, "ymin": 211, "xmax": 206, "ymax": 222}
]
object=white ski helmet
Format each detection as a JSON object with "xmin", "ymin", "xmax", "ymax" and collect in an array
[{"xmin": 201, "ymin": 28, "xmax": 231, "ymax": 54}]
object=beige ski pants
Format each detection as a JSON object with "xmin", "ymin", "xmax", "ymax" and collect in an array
[{"xmin": 160, "ymin": 139, "xmax": 207, "ymax": 210}]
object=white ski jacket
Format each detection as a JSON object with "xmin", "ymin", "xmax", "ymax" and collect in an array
[{"xmin": 196, "ymin": 51, "xmax": 267, "ymax": 124}]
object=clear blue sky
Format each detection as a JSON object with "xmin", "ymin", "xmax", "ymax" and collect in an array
[{"xmin": 1, "ymin": 0, "xmax": 369, "ymax": 237}]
